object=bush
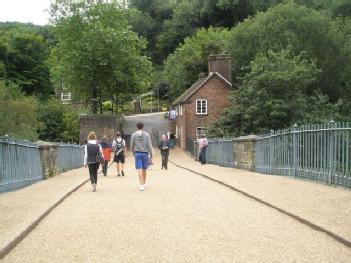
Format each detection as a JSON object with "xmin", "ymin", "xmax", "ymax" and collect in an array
[
  {"xmin": 0, "ymin": 81, "xmax": 40, "ymax": 141},
  {"xmin": 37, "ymin": 98, "xmax": 79, "ymax": 143},
  {"xmin": 209, "ymin": 49, "xmax": 335, "ymax": 136}
]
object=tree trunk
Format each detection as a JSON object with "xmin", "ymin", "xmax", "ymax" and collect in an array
[
  {"xmin": 111, "ymin": 96, "xmax": 114, "ymax": 115},
  {"xmin": 92, "ymin": 84, "xmax": 97, "ymax": 115},
  {"xmin": 99, "ymin": 87, "xmax": 103, "ymax": 114}
]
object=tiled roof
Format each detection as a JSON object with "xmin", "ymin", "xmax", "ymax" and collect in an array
[{"xmin": 172, "ymin": 72, "xmax": 231, "ymax": 105}]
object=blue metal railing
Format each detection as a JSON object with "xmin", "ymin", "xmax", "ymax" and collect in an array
[
  {"xmin": 0, "ymin": 136, "xmax": 85, "ymax": 193},
  {"xmin": 255, "ymin": 121, "xmax": 351, "ymax": 188},
  {"xmin": 206, "ymin": 121, "xmax": 351, "ymax": 189},
  {"xmin": 186, "ymin": 138, "xmax": 195, "ymax": 156},
  {"xmin": 0, "ymin": 136, "xmax": 42, "ymax": 193},
  {"xmin": 57, "ymin": 143, "xmax": 84, "ymax": 172},
  {"xmin": 207, "ymin": 139, "xmax": 235, "ymax": 167}
]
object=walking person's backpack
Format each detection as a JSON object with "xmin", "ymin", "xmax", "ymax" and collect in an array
[{"xmin": 114, "ymin": 138, "xmax": 125, "ymax": 156}]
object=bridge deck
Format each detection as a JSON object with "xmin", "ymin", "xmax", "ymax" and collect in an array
[{"xmin": 1, "ymin": 149, "xmax": 350, "ymax": 262}]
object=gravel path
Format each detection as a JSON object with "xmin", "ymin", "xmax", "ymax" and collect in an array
[
  {"xmin": 0, "ymin": 168, "xmax": 87, "ymax": 256},
  {"xmin": 170, "ymin": 150, "xmax": 351, "ymax": 243},
  {"xmin": 2, "ymin": 151, "xmax": 351, "ymax": 262}
]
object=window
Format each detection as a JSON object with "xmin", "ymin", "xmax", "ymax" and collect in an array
[
  {"xmin": 196, "ymin": 99, "xmax": 207, "ymax": 115},
  {"xmin": 61, "ymin": 92, "xmax": 72, "ymax": 101},
  {"xmin": 196, "ymin": 127, "xmax": 206, "ymax": 139}
]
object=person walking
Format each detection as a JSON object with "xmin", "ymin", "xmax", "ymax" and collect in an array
[
  {"xmin": 84, "ymin": 131, "xmax": 104, "ymax": 192},
  {"xmin": 130, "ymin": 122, "xmax": 153, "ymax": 191},
  {"xmin": 100, "ymin": 136, "xmax": 112, "ymax": 176},
  {"xmin": 198, "ymin": 134, "xmax": 208, "ymax": 165},
  {"xmin": 112, "ymin": 132, "xmax": 126, "ymax": 177},
  {"xmin": 159, "ymin": 134, "xmax": 171, "ymax": 169},
  {"xmin": 169, "ymin": 131, "xmax": 175, "ymax": 148}
]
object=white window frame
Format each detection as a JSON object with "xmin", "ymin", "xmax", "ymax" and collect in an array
[
  {"xmin": 196, "ymin": 127, "xmax": 206, "ymax": 139},
  {"xmin": 180, "ymin": 105, "xmax": 183, "ymax": 116},
  {"xmin": 196, "ymin": 99, "xmax": 207, "ymax": 115},
  {"xmin": 61, "ymin": 92, "xmax": 72, "ymax": 101}
]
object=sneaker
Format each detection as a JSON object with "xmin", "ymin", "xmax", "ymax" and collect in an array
[
  {"xmin": 121, "ymin": 171, "xmax": 125, "ymax": 177},
  {"xmin": 117, "ymin": 173, "xmax": 121, "ymax": 177},
  {"xmin": 139, "ymin": 185, "xmax": 145, "ymax": 191},
  {"xmin": 93, "ymin": 184, "xmax": 96, "ymax": 192}
]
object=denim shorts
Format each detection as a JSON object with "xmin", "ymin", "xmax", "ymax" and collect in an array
[{"xmin": 134, "ymin": 152, "xmax": 149, "ymax": 169}]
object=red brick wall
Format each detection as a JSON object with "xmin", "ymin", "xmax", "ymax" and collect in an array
[
  {"xmin": 208, "ymin": 54, "xmax": 232, "ymax": 83},
  {"xmin": 175, "ymin": 104, "xmax": 187, "ymax": 149},
  {"xmin": 185, "ymin": 76, "xmax": 230, "ymax": 142}
]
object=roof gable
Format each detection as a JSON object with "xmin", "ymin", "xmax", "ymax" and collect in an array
[{"xmin": 173, "ymin": 72, "xmax": 231, "ymax": 105}]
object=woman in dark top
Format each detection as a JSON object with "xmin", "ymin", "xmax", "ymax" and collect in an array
[
  {"xmin": 84, "ymin": 131, "xmax": 103, "ymax": 192},
  {"xmin": 158, "ymin": 134, "xmax": 171, "ymax": 170}
]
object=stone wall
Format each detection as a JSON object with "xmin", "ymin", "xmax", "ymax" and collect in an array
[
  {"xmin": 79, "ymin": 115, "xmax": 121, "ymax": 144},
  {"xmin": 233, "ymin": 135, "xmax": 257, "ymax": 171},
  {"xmin": 36, "ymin": 141, "xmax": 58, "ymax": 179}
]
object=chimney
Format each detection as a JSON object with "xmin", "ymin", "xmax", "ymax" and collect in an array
[{"xmin": 208, "ymin": 54, "xmax": 232, "ymax": 83}]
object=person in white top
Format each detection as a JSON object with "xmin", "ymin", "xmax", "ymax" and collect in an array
[
  {"xmin": 198, "ymin": 134, "xmax": 208, "ymax": 165},
  {"xmin": 84, "ymin": 131, "xmax": 104, "ymax": 192}
]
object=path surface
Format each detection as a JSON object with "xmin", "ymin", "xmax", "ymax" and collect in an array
[
  {"xmin": 1, "ymin": 149, "xmax": 351, "ymax": 262},
  {"xmin": 122, "ymin": 112, "xmax": 169, "ymax": 136}
]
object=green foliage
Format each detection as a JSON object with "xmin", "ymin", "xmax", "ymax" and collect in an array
[
  {"xmin": 156, "ymin": 1, "xmax": 200, "ymax": 61},
  {"xmin": 162, "ymin": 27, "xmax": 230, "ymax": 99},
  {"xmin": 0, "ymin": 22, "xmax": 53, "ymax": 97},
  {"xmin": 0, "ymin": 81, "xmax": 40, "ymax": 141},
  {"xmin": 49, "ymin": 2, "xmax": 153, "ymax": 114},
  {"xmin": 37, "ymin": 98, "xmax": 79, "ymax": 143},
  {"xmin": 227, "ymin": 3, "xmax": 347, "ymax": 101},
  {"xmin": 130, "ymin": 0, "xmax": 262, "ymax": 63},
  {"xmin": 209, "ymin": 49, "xmax": 334, "ymax": 136},
  {"xmin": 61, "ymin": 111, "xmax": 80, "ymax": 143}
]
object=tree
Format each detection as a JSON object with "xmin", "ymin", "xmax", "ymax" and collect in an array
[
  {"xmin": 156, "ymin": 1, "xmax": 200, "ymax": 61},
  {"xmin": 162, "ymin": 27, "xmax": 231, "ymax": 100},
  {"xmin": 37, "ymin": 98, "xmax": 80, "ymax": 143},
  {"xmin": 0, "ymin": 80, "xmax": 40, "ymax": 140},
  {"xmin": 0, "ymin": 22, "xmax": 53, "ymax": 97},
  {"xmin": 209, "ymin": 49, "xmax": 334, "ymax": 136},
  {"xmin": 49, "ymin": 2, "xmax": 153, "ymax": 114},
  {"xmin": 227, "ymin": 3, "xmax": 347, "ymax": 102},
  {"xmin": 126, "ymin": 9, "xmax": 160, "ymax": 63}
]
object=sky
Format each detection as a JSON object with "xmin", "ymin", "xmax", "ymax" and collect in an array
[{"xmin": 0, "ymin": 0, "xmax": 51, "ymax": 25}]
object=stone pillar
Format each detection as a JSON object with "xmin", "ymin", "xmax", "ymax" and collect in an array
[
  {"xmin": 233, "ymin": 135, "xmax": 257, "ymax": 171},
  {"xmin": 36, "ymin": 141, "xmax": 58, "ymax": 179}
]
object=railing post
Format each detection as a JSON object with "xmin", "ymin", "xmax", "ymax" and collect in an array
[
  {"xmin": 292, "ymin": 123, "xmax": 298, "ymax": 177},
  {"xmin": 24, "ymin": 140, "xmax": 31, "ymax": 180},
  {"xmin": 269, "ymin": 129, "xmax": 274, "ymax": 174},
  {"xmin": 5, "ymin": 135, "xmax": 11, "ymax": 192},
  {"xmin": 328, "ymin": 120, "xmax": 336, "ymax": 185}
]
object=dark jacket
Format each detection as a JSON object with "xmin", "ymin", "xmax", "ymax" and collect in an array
[{"xmin": 159, "ymin": 140, "xmax": 171, "ymax": 151}]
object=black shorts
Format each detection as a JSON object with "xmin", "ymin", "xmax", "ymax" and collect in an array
[{"xmin": 114, "ymin": 154, "xmax": 125, "ymax": 164}]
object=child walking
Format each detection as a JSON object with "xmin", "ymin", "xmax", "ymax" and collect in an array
[
  {"xmin": 112, "ymin": 132, "xmax": 126, "ymax": 177},
  {"xmin": 100, "ymin": 136, "xmax": 112, "ymax": 176}
]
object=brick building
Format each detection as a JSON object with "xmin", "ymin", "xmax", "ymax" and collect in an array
[{"xmin": 173, "ymin": 54, "xmax": 232, "ymax": 150}]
